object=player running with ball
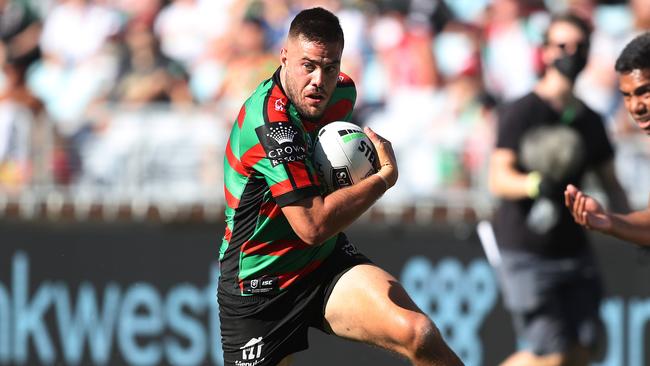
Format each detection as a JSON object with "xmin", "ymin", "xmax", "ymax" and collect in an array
[{"xmin": 218, "ymin": 7, "xmax": 463, "ymax": 366}]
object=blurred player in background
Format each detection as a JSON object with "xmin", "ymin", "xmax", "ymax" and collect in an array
[
  {"xmin": 218, "ymin": 7, "xmax": 463, "ymax": 366},
  {"xmin": 488, "ymin": 13, "xmax": 629, "ymax": 366},
  {"xmin": 565, "ymin": 32, "xmax": 650, "ymax": 247}
]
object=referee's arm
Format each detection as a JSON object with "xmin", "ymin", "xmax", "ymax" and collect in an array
[{"xmin": 488, "ymin": 148, "xmax": 532, "ymax": 199}]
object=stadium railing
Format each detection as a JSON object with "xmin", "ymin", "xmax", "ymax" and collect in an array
[{"xmin": 1, "ymin": 104, "xmax": 648, "ymax": 223}]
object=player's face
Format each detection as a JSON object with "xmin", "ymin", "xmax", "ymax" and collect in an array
[
  {"xmin": 281, "ymin": 35, "xmax": 342, "ymax": 119},
  {"xmin": 619, "ymin": 68, "xmax": 650, "ymax": 135}
]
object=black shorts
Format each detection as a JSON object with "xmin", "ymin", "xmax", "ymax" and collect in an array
[
  {"xmin": 218, "ymin": 234, "xmax": 372, "ymax": 366},
  {"xmin": 497, "ymin": 249, "xmax": 603, "ymax": 355}
]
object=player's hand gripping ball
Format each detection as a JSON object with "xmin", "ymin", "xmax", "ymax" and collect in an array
[{"xmin": 313, "ymin": 121, "xmax": 379, "ymax": 192}]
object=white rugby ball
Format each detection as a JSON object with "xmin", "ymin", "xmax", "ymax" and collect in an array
[{"xmin": 313, "ymin": 121, "xmax": 378, "ymax": 192}]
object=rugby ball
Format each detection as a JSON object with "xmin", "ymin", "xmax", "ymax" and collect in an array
[{"xmin": 313, "ymin": 121, "xmax": 379, "ymax": 192}]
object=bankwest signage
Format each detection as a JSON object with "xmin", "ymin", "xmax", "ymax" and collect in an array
[{"xmin": 0, "ymin": 222, "xmax": 648, "ymax": 366}]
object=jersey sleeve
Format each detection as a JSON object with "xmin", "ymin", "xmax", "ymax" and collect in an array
[
  {"xmin": 334, "ymin": 73, "xmax": 357, "ymax": 122},
  {"xmin": 318, "ymin": 72, "xmax": 357, "ymax": 124},
  {"xmin": 240, "ymin": 87, "xmax": 320, "ymax": 207}
]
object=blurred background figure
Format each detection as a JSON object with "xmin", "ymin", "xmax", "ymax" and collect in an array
[
  {"xmin": 111, "ymin": 20, "xmax": 176, "ymax": 105},
  {"xmin": 212, "ymin": 15, "xmax": 277, "ymax": 120},
  {"xmin": 0, "ymin": 0, "xmax": 645, "ymax": 214},
  {"xmin": 0, "ymin": 61, "xmax": 38, "ymax": 194},
  {"xmin": 0, "ymin": 0, "xmax": 42, "ymax": 194},
  {"xmin": 431, "ymin": 22, "xmax": 497, "ymax": 192},
  {"xmin": 488, "ymin": 13, "xmax": 629, "ymax": 366},
  {"xmin": 27, "ymin": 0, "xmax": 121, "ymax": 135},
  {"xmin": 154, "ymin": 0, "xmax": 219, "ymax": 69},
  {"xmin": 0, "ymin": 0, "xmax": 41, "ymax": 71},
  {"xmin": 480, "ymin": 0, "xmax": 545, "ymax": 102}
]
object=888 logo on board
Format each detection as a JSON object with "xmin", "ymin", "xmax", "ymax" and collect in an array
[{"xmin": 401, "ymin": 257, "xmax": 498, "ymax": 366}]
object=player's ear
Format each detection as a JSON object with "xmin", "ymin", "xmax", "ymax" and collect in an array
[{"xmin": 280, "ymin": 47, "xmax": 288, "ymax": 67}]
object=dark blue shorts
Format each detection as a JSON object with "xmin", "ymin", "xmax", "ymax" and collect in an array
[{"xmin": 497, "ymin": 249, "xmax": 603, "ymax": 355}]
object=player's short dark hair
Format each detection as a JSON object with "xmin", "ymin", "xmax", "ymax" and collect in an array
[
  {"xmin": 615, "ymin": 32, "xmax": 650, "ymax": 73},
  {"xmin": 288, "ymin": 7, "xmax": 344, "ymax": 47},
  {"xmin": 543, "ymin": 13, "xmax": 592, "ymax": 46}
]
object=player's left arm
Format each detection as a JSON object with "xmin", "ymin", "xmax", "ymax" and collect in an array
[
  {"xmin": 607, "ymin": 205, "xmax": 650, "ymax": 247},
  {"xmin": 593, "ymin": 159, "xmax": 631, "ymax": 213},
  {"xmin": 281, "ymin": 127, "xmax": 397, "ymax": 246},
  {"xmin": 566, "ymin": 184, "xmax": 650, "ymax": 246}
]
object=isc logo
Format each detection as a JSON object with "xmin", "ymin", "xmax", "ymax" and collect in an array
[{"xmin": 332, "ymin": 167, "xmax": 352, "ymax": 189}]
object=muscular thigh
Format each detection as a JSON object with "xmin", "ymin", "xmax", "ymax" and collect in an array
[{"xmin": 323, "ymin": 263, "xmax": 427, "ymax": 347}]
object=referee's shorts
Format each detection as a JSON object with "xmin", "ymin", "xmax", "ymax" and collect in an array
[{"xmin": 497, "ymin": 249, "xmax": 603, "ymax": 355}]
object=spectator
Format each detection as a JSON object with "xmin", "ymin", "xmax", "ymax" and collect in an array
[
  {"xmin": 0, "ymin": 60, "xmax": 42, "ymax": 193},
  {"xmin": 154, "ymin": 0, "xmax": 228, "ymax": 68},
  {"xmin": 488, "ymin": 14, "xmax": 629, "ymax": 366},
  {"xmin": 111, "ymin": 20, "xmax": 189, "ymax": 106},
  {"xmin": 434, "ymin": 24, "xmax": 497, "ymax": 191},
  {"xmin": 369, "ymin": 6, "xmax": 439, "ymax": 93},
  {"xmin": 0, "ymin": 0, "xmax": 42, "ymax": 71},
  {"xmin": 571, "ymin": 0, "xmax": 629, "ymax": 120},
  {"xmin": 108, "ymin": 0, "xmax": 161, "ymax": 28},
  {"xmin": 481, "ymin": 0, "xmax": 543, "ymax": 101},
  {"xmin": 38, "ymin": 0, "xmax": 119, "ymax": 66},
  {"xmin": 258, "ymin": 0, "xmax": 291, "ymax": 51},
  {"xmin": 213, "ymin": 16, "xmax": 277, "ymax": 118},
  {"xmin": 363, "ymin": 6, "xmax": 440, "ymax": 203},
  {"xmin": 27, "ymin": 0, "xmax": 121, "ymax": 135}
]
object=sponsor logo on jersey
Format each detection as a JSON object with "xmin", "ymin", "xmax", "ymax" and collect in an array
[
  {"xmin": 243, "ymin": 276, "xmax": 278, "ymax": 294},
  {"xmin": 341, "ymin": 240, "xmax": 359, "ymax": 256},
  {"xmin": 236, "ymin": 337, "xmax": 265, "ymax": 365},
  {"xmin": 266, "ymin": 124, "xmax": 297, "ymax": 144},
  {"xmin": 274, "ymin": 97, "xmax": 286, "ymax": 112},
  {"xmin": 256, "ymin": 123, "xmax": 307, "ymax": 166}
]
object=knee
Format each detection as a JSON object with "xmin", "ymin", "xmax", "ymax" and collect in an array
[{"xmin": 397, "ymin": 314, "xmax": 448, "ymax": 361}]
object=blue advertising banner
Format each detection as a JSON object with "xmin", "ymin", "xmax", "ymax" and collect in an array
[{"xmin": 0, "ymin": 220, "xmax": 648, "ymax": 365}]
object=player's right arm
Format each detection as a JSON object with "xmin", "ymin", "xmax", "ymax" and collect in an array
[
  {"xmin": 565, "ymin": 184, "xmax": 650, "ymax": 246},
  {"xmin": 282, "ymin": 127, "xmax": 397, "ymax": 246}
]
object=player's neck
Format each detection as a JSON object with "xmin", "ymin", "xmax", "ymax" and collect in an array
[{"xmin": 279, "ymin": 67, "xmax": 288, "ymax": 95}]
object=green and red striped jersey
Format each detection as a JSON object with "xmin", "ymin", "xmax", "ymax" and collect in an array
[{"xmin": 220, "ymin": 67, "xmax": 357, "ymax": 296}]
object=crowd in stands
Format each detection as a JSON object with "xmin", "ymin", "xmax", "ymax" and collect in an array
[{"xmin": 0, "ymin": 0, "xmax": 648, "ymax": 210}]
